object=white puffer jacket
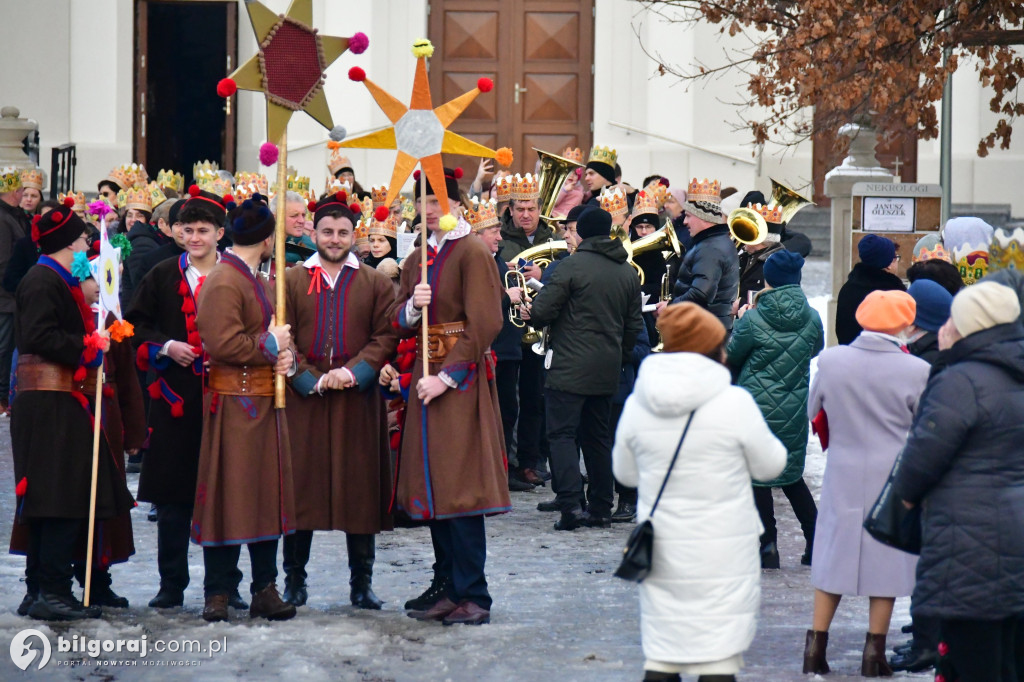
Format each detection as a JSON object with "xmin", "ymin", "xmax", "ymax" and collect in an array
[{"xmin": 613, "ymin": 352, "xmax": 786, "ymax": 664}]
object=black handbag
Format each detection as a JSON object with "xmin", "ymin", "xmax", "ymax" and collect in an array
[
  {"xmin": 614, "ymin": 411, "xmax": 696, "ymax": 583},
  {"xmin": 863, "ymin": 447, "xmax": 922, "ymax": 555}
]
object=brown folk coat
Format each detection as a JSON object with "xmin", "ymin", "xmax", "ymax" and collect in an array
[
  {"xmin": 392, "ymin": 230, "xmax": 511, "ymax": 521},
  {"xmin": 191, "ymin": 252, "xmax": 295, "ymax": 546},
  {"xmin": 283, "ymin": 258, "xmax": 398, "ymax": 533}
]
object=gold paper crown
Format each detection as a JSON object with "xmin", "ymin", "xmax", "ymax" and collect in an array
[
  {"xmin": 20, "ymin": 169, "xmax": 43, "ymax": 191},
  {"xmin": 511, "ymin": 173, "xmax": 540, "ymax": 201},
  {"xmin": 687, "ymin": 178, "xmax": 721, "ymax": 204},
  {"xmin": 194, "ymin": 169, "xmax": 233, "ymax": 198},
  {"xmin": 0, "ymin": 167, "xmax": 22, "ymax": 193},
  {"xmin": 328, "ymin": 148, "xmax": 353, "ymax": 176},
  {"xmin": 630, "ymin": 190, "xmax": 660, "ymax": 218},
  {"xmin": 951, "ymin": 244, "xmax": 990, "ymax": 286},
  {"xmin": 752, "ymin": 203, "xmax": 784, "ymax": 224},
  {"xmin": 118, "ymin": 185, "xmax": 154, "ymax": 213},
  {"xmin": 354, "ymin": 219, "xmax": 370, "ymax": 245},
  {"xmin": 989, "ymin": 227, "xmax": 1024, "ymax": 273},
  {"xmin": 58, "ymin": 191, "xmax": 87, "ymax": 216},
  {"xmin": 104, "ymin": 166, "xmax": 132, "ymax": 191},
  {"xmin": 146, "ymin": 181, "xmax": 167, "ymax": 209},
  {"xmin": 563, "ymin": 147, "xmax": 583, "ymax": 163},
  {"xmin": 156, "ymin": 169, "xmax": 184, "ymax": 193},
  {"xmin": 588, "ymin": 145, "xmax": 617, "ymax": 168},
  {"xmin": 324, "ymin": 177, "xmax": 353, "ymax": 199},
  {"xmin": 465, "ymin": 197, "xmax": 499, "ymax": 231},
  {"xmin": 914, "ymin": 242, "xmax": 951, "ymax": 263},
  {"xmin": 598, "ymin": 186, "xmax": 628, "ymax": 217},
  {"xmin": 234, "ymin": 172, "xmax": 269, "ymax": 195},
  {"xmin": 494, "ymin": 174, "xmax": 514, "ymax": 202},
  {"xmin": 286, "ymin": 175, "xmax": 310, "ymax": 193},
  {"xmin": 368, "ymin": 213, "xmax": 399, "ymax": 240},
  {"xmin": 642, "ymin": 180, "xmax": 669, "ymax": 209},
  {"xmin": 371, "ymin": 185, "xmax": 389, "ymax": 208},
  {"xmin": 193, "ymin": 160, "xmax": 218, "ymax": 181},
  {"xmin": 401, "ymin": 197, "xmax": 416, "ymax": 221}
]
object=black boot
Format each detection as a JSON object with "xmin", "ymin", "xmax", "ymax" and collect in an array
[
  {"xmin": 29, "ymin": 591, "xmax": 101, "ymax": 621},
  {"xmin": 17, "ymin": 592, "xmax": 35, "ymax": 616},
  {"xmin": 404, "ymin": 574, "xmax": 451, "ymax": 611},
  {"xmin": 148, "ymin": 587, "xmax": 184, "ymax": 608},
  {"xmin": 611, "ymin": 500, "xmax": 637, "ymax": 523},
  {"xmin": 347, "ymin": 534, "xmax": 383, "ymax": 610},
  {"xmin": 282, "ymin": 573, "xmax": 307, "ymax": 607},
  {"xmin": 760, "ymin": 541, "xmax": 780, "ymax": 569},
  {"xmin": 801, "ymin": 521, "xmax": 816, "ymax": 566},
  {"xmin": 282, "ymin": 531, "xmax": 311, "ymax": 607},
  {"xmin": 89, "ymin": 584, "xmax": 129, "ymax": 608},
  {"xmin": 228, "ymin": 589, "xmax": 249, "ymax": 610}
]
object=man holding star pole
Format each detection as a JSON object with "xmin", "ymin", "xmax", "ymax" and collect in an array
[{"xmin": 338, "ymin": 38, "xmax": 512, "ymax": 625}]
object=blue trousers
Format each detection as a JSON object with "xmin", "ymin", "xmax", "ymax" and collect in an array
[{"xmin": 429, "ymin": 516, "xmax": 491, "ymax": 610}]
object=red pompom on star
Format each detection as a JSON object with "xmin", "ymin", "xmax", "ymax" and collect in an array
[
  {"xmin": 349, "ymin": 66, "xmax": 366, "ymax": 82},
  {"xmin": 216, "ymin": 77, "xmax": 237, "ymax": 98},
  {"xmin": 477, "ymin": 77, "xmax": 493, "ymax": 93}
]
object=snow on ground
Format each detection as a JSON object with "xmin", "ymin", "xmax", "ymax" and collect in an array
[{"xmin": 0, "ymin": 258, "xmax": 930, "ymax": 680}]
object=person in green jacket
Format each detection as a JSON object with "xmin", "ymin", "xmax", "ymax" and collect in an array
[{"xmin": 727, "ymin": 250, "xmax": 824, "ymax": 569}]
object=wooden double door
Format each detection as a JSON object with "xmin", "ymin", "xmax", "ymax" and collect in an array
[{"xmin": 428, "ymin": 0, "xmax": 595, "ymax": 177}]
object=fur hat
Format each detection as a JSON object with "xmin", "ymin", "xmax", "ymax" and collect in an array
[{"xmin": 657, "ymin": 302, "xmax": 726, "ymax": 355}]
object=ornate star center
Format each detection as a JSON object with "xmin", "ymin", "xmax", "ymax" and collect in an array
[{"xmin": 394, "ymin": 110, "xmax": 444, "ymax": 158}]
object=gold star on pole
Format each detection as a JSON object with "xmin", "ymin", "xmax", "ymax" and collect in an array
[
  {"xmin": 337, "ymin": 39, "xmax": 513, "ymax": 214},
  {"xmin": 228, "ymin": 0, "xmax": 366, "ymax": 144}
]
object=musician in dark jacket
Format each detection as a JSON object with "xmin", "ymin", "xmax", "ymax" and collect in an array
[
  {"xmin": 835, "ymin": 235, "xmax": 905, "ymax": 344},
  {"xmin": 894, "ymin": 282, "xmax": 1024, "ymax": 681},
  {"xmin": 530, "ymin": 207, "xmax": 643, "ymax": 530}
]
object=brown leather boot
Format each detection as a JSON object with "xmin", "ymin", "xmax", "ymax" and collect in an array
[
  {"xmin": 407, "ymin": 596, "xmax": 459, "ymax": 621},
  {"xmin": 249, "ymin": 584, "xmax": 296, "ymax": 621},
  {"xmin": 202, "ymin": 594, "xmax": 229, "ymax": 622},
  {"xmin": 802, "ymin": 629, "xmax": 830, "ymax": 674},
  {"xmin": 861, "ymin": 632, "xmax": 894, "ymax": 677}
]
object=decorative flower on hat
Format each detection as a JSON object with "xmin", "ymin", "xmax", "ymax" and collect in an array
[
  {"xmin": 336, "ymin": 38, "xmax": 512, "ymax": 214},
  {"xmin": 220, "ymin": 0, "xmax": 367, "ymax": 145}
]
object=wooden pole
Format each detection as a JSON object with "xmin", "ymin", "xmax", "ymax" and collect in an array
[
  {"xmin": 420, "ymin": 166, "xmax": 430, "ymax": 379},
  {"xmin": 83, "ymin": 309, "xmax": 105, "ymax": 607},
  {"xmin": 274, "ymin": 130, "xmax": 288, "ymax": 408}
]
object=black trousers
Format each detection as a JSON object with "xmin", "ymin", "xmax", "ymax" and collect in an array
[
  {"xmin": 26, "ymin": 518, "xmax": 80, "ymax": 596},
  {"xmin": 156, "ymin": 502, "xmax": 200, "ymax": 594},
  {"xmin": 429, "ymin": 516, "xmax": 491, "ymax": 610},
  {"xmin": 545, "ymin": 388, "xmax": 614, "ymax": 518},
  {"xmin": 282, "ymin": 530, "xmax": 313, "ymax": 581},
  {"xmin": 610, "ymin": 402, "xmax": 637, "ymax": 505},
  {"xmin": 517, "ymin": 349, "xmax": 548, "ymax": 471},
  {"xmin": 495, "ymin": 359, "xmax": 520, "ymax": 468},
  {"xmin": 752, "ymin": 480, "xmax": 817, "ymax": 545},
  {"xmin": 939, "ymin": 616, "xmax": 1024, "ymax": 682},
  {"xmin": 203, "ymin": 539, "xmax": 278, "ymax": 597}
]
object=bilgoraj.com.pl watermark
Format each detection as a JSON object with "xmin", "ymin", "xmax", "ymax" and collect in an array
[{"xmin": 10, "ymin": 629, "xmax": 227, "ymax": 670}]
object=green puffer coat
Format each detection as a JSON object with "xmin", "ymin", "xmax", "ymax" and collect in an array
[{"xmin": 726, "ymin": 284, "xmax": 824, "ymax": 487}]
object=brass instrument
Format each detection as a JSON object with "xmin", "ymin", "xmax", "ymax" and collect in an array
[
  {"xmin": 534, "ymin": 148, "xmax": 583, "ymax": 226},
  {"xmin": 768, "ymin": 178, "xmax": 814, "ymax": 225},
  {"xmin": 727, "ymin": 206, "xmax": 768, "ymax": 246},
  {"xmin": 631, "ymin": 220, "xmax": 682, "ymax": 261},
  {"xmin": 651, "ymin": 263, "xmax": 674, "ymax": 353},
  {"xmin": 504, "ymin": 269, "xmax": 529, "ymax": 328},
  {"xmin": 516, "ymin": 239, "xmax": 568, "ymax": 269}
]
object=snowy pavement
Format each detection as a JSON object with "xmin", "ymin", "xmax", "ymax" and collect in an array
[{"xmin": 0, "ymin": 259, "xmax": 933, "ymax": 680}]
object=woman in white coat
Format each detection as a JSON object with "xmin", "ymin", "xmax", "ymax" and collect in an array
[
  {"xmin": 802, "ymin": 290, "xmax": 931, "ymax": 676},
  {"xmin": 614, "ymin": 303, "xmax": 786, "ymax": 682}
]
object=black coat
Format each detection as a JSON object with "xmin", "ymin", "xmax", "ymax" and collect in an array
[
  {"xmin": 908, "ymin": 331, "xmax": 941, "ymax": 364},
  {"xmin": 834, "ymin": 263, "xmax": 906, "ymax": 344},
  {"xmin": 671, "ymin": 224, "xmax": 739, "ymax": 332},
  {"xmin": 121, "ymin": 221, "xmax": 168, "ymax": 306},
  {"xmin": 737, "ymin": 241, "xmax": 786, "ymax": 303},
  {"xmin": 2, "ymin": 235, "xmax": 38, "ymax": 294},
  {"xmin": 894, "ymin": 322, "xmax": 1024, "ymax": 620},
  {"xmin": 125, "ymin": 254, "xmax": 205, "ymax": 504},
  {"xmin": 0, "ymin": 200, "xmax": 29, "ymax": 314},
  {"xmin": 11, "ymin": 261, "xmax": 134, "ymax": 519},
  {"xmin": 137, "ymin": 240, "xmax": 185, "ymax": 277},
  {"xmin": 497, "ymin": 209, "xmax": 555, "ymax": 263},
  {"xmin": 530, "ymin": 237, "xmax": 643, "ymax": 396}
]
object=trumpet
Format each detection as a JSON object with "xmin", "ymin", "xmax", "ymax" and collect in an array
[{"xmin": 504, "ymin": 269, "xmax": 530, "ymax": 328}]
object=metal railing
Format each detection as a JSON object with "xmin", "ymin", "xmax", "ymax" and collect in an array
[
  {"xmin": 49, "ymin": 144, "xmax": 76, "ymax": 199},
  {"xmin": 607, "ymin": 121, "xmax": 757, "ymax": 167}
]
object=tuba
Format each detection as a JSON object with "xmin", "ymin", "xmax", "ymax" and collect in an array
[
  {"xmin": 727, "ymin": 207, "xmax": 768, "ymax": 246},
  {"xmin": 631, "ymin": 220, "xmax": 682, "ymax": 261},
  {"xmin": 534, "ymin": 148, "xmax": 583, "ymax": 226},
  {"xmin": 768, "ymin": 178, "xmax": 814, "ymax": 225}
]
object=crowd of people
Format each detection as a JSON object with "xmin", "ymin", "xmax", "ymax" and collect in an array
[{"xmin": 2, "ymin": 139, "xmax": 1023, "ymax": 681}]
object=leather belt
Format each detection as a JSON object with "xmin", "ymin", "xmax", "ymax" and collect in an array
[
  {"xmin": 416, "ymin": 321, "xmax": 465, "ymax": 362},
  {"xmin": 208, "ymin": 364, "xmax": 274, "ymax": 396},
  {"xmin": 18, "ymin": 354, "xmax": 98, "ymax": 393}
]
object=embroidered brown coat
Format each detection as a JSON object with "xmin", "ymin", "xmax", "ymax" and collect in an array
[
  {"xmin": 392, "ymin": 232, "xmax": 510, "ymax": 521},
  {"xmin": 283, "ymin": 259, "xmax": 398, "ymax": 533},
  {"xmin": 191, "ymin": 252, "xmax": 295, "ymax": 546}
]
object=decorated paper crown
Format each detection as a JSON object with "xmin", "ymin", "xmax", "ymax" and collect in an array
[
  {"xmin": 367, "ymin": 206, "xmax": 398, "ymax": 239},
  {"xmin": 193, "ymin": 160, "xmax": 218, "ymax": 181},
  {"xmin": 630, "ymin": 190, "xmax": 660, "ymax": 218},
  {"xmin": 354, "ymin": 217, "xmax": 370, "ymax": 246},
  {"xmin": 494, "ymin": 174, "xmax": 514, "ymax": 202},
  {"xmin": 752, "ymin": 203, "xmax": 784, "ymax": 224},
  {"xmin": 360, "ymin": 196, "xmax": 373, "ymax": 216},
  {"xmin": 156, "ymin": 169, "xmax": 185, "ymax": 193},
  {"xmin": 951, "ymin": 243, "xmax": 990, "ymax": 286},
  {"xmin": 563, "ymin": 147, "xmax": 583, "ymax": 164},
  {"xmin": 588, "ymin": 145, "xmax": 617, "ymax": 168},
  {"xmin": 58, "ymin": 191, "xmax": 87, "ymax": 216},
  {"xmin": 912, "ymin": 234, "xmax": 951, "ymax": 263},
  {"xmin": 989, "ymin": 227, "xmax": 1024, "ymax": 273},
  {"xmin": 598, "ymin": 186, "xmax": 628, "ymax": 217},
  {"xmin": 0, "ymin": 167, "xmax": 21, "ymax": 193},
  {"xmin": 328, "ymin": 149, "xmax": 353, "ymax": 176},
  {"xmin": 687, "ymin": 178, "xmax": 721, "ymax": 204},
  {"xmin": 235, "ymin": 172, "xmax": 269, "ymax": 194},
  {"xmin": 464, "ymin": 197, "xmax": 499, "ymax": 231},
  {"xmin": 20, "ymin": 169, "xmax": 44, "ymax": 191},
  {"xmin": 287, "ymin": 174, "xmax": 311, "ymax": 193},
  {"xmin": 194, "ymin": 169, "xmax": 232, "ymax": 197},
  {"xmin": 106, "ymin": 163, "xmax": 148, "ymax": 191},
  {"xmin": 324, "ymin": 177, "xmax": 353, "ymax": 198},
  {"xmin": 511, "ymin": 173, "xmax": 540, "ymax": 201},
  {"xmin": 401, "ymin": 197, "xmax": 416, "ymax": 221},
  {"xmin": 117, "ymin": 185, "xmax": 155, "ymax": 212},
  {"xmin": 371, "ymin": 185, "xmax": 388, "ymax": 208},
  {"xmin": 146, "ymin": 181, "xmax": 168, "ymax": 208},
  {"xmin": 641, "ymin": 179, "xmax": 669, "ymax": 209}
]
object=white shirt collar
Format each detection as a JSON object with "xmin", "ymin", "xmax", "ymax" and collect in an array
[{"xmin": 303, "ymin": 250, "xmax": 360, "ymax": 289}]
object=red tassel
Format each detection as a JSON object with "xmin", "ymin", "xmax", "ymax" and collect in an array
[
  {"xmin": 389, "ymin": 431, "xmax": 401, "ymax": 451},
  {"xmin": 73, "ymin": 366, "xmax": 86, "ymax": 382},
  {"xmin": 102, "ymin": 385, "xmax": 114, "ymax": 398},
  {"xmin": 181, "ymin": 298, "xmax": 195, "ymax": 315},
  {"xmin": 185, "ymin": 317, "xmax": 197, "ymax": 334},
  {"xmin": 15, "ymin": 477, "xmax": 27, "ymax": 496},
  {"xmin": 187, "ymin": 331, "xmax": 201, "ymax": 348},
  {"xmin": 178, "ymin": 280, "xmax": 189, "ymax": 296},
  {"xmin": 71, "ymin": 391, "xmax": 89, "ymax": 411},
  {"xmin": 148, "ymin": 382, "xmax": 162, "ymax": 399},
  {"xmin": 170, "ymin": 402, "xmax": 184, "ymax": 418},
  {"xmin": 399, "ymin": 373, "xmax": 412, "ymax": 389}
]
